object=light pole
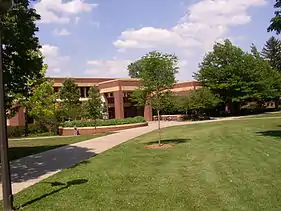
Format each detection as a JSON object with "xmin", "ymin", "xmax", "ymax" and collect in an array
[{"xmin": 0, "ymin": 0, "xmax": 14, "ymax": 211}]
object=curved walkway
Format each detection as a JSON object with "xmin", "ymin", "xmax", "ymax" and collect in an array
[{"xmin": 0, "ymin": 116, "xmax": 251, "ymax": 199}]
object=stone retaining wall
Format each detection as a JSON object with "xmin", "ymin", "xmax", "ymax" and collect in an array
[{"xmin": 58, "ymin": 122, "xmax": 148, "ymax": 136}]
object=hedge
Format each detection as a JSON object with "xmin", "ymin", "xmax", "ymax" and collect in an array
[
  {"xmin": 60, "ymin": 116, "xmax": 146, "ymax": 127},
  {"xmin": 7, "ymin": 124, "xmax": 49, "ymax": 138}
]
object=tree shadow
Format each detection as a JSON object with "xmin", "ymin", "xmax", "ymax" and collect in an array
[
  {"xmin": 147, "ymin": 139, "xmax": 190, "ymax": 145},
  {"xmin": 256, "ymin": 130, "xmax": 281, "ymax": 138},
  {"xmin": 0, "ymin": 145, "xmax": 96, "ymax": 184},
  {"xmin": 16, "ymin": 179, "xmax": 88, "ymax": 210},
  {"xmin": 8, "ymin": 145, "xmax": 65, "ymax": 161}
]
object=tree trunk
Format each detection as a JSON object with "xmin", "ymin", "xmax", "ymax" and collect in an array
[{"xmin": 157, "ymin": 110, "xmax": 161, "ymax": 145}]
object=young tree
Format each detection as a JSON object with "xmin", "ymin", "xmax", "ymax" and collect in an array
[
  {"xmin": 85, "ymin": 86, "xmax": 103, "ymax": 133},
  {"xmin": 29, "ymin": 81, "xmax": 60, "ymax": 133},
  {"xmin": 3, "ymin": 0, "xmax": 43, "ymax": 112},
  {"xmin": 130, "ymin": 51, "xmax": 179, "ymax": 145},
  {"xmin": 15, "ymin": 64, "xmax": 48, "ymax": 136},
  {"xmin": 261, "ymin": 36, "xmax": 281, "ymax": 72},
  {"xmin": 268, "ymin": 0, "xmax": 281, "ymax": 34},
  {"xmin": 178, "ymin": 88, "xmax": 220, "ymax": 119},
  {"xmin": 194, "ymin": 39, "xmax": 281, "ymax": 114},
  {"xmin": 59, "ymin": 78, "xmax": 81, "ymax": 120}
]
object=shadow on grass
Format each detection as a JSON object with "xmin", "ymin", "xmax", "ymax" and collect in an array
[
  {"xmin": 0, "ymin": 145, "xmax": 96, "ymax": 184},
  {"xmin": 257, "ymin": 130, "xmax": 281, "ymax": 138},
  {"xmin": 8, "ymin": 145, "xmax": 65, "ymax": 161},
  {"xmin": 147, "ymin": 139, "xmax": 190, "ymax": 145},
  {"xmin": 16, "ymin": 179, "xmax": 88, "ymax": 210}
]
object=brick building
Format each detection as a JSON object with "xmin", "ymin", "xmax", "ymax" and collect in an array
[{"xmin": 7, "ymin": 77, "xmax": 200, "ymax": 126}]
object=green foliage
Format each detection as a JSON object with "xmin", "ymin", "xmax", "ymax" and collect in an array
[
  {"xmin": 7, "ymin": 124, "xmax": 49, "ymax": 138},
  {"xmin": 130, "ymin": 51, "xmax": 179, "ymax": 111},
  {"xmin": 194, "ymin": 39, "xmax": 281, "ymax": 114},
  {"xmin": 60, "ymin": 116, "xmax": 145, "ymax": 127},
  {"xmin": 83, "ymin": 86, "xmax": 103, "ymax": 120},
  {"xmin": 177, "ymin": 88, "xmax": 220, "ymax": 115},
  {"xmin": 128, "ymin": 60, "xmax": 142, "ymax": 78},
  {"xmin": 268, "ymin": 0, "xmax": 281, "ymax": 34},
  {"xmin": 29, "ymin": 81, "xmax": 59, "ymax": 131},
  {"xmin": 2, "ymin": 0, "xmax": 43, "ymax": 111},
  {"xmin": 261, "ymin": 36, "xmax": 281, "ymax": 72},
  {"xmin": 59, "ymin": 78, "xmax": 81, "ymax": 120}
]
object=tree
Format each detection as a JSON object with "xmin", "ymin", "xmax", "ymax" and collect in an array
[
  {"xmin": 261, "ymin": 36, "xmax": 281, "ymax": 72},
  {"xmin": 268, "ymin": 0, "xmax": 281, "ymax": 34},
  {"xmin": 130, "ymin": 51, "xmax": 179, "ymax": 145},
  {"xmin": 2, "ymin": 0, "xmax": 43, "ymax": 112},
  {"xmin": 84, "ymin": 86, "xmax": 103, "ymax": 132},
  {"xmin": 194, "ymin": 39, "xmax": 281, "ymax": 114},
  {"xmin": 29, "ymin": 81, "xmax": 60, "ymax": 133},
  {"xmin": 15, "ymin": 64, "xmax": 48, "ymax": 136},
  {"xmin": 59, "ymin": 78, "xmax": 81, "ymax": 120},
  {"xmin": 177, "ymin": 88, "xmax": 220, "ymax": 119},
  {"xmin": 128, "ymin": 60, "xmax": 142, "ymax": 78}
]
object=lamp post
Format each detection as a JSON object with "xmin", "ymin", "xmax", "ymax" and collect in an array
[{"xmin": 0, "ymin": 1, "xmax": 14, "ymax": 211}]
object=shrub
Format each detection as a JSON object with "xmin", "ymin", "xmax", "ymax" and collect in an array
[
  {"xmin": 7, "ymin": 124, "xmax": 49, "ymax": 138},
  {"xmin": 60, "ymin": 116, "xmax": 146, "ymax": 127}
]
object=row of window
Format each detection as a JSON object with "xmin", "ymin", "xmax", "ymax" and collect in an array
[{"xmin": 54, "ymin": 87, "xmax": 132, "ymax": 99}]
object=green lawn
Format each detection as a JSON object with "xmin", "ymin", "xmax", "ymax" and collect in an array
[
  {"xmin": 8, "ymin": 133, "xmax": 110, "ymax": 161},
  {"xmin": 245, "ymin": 111, "xmax": 281, "ymax": 118},
  {"xmin": 11, "ymin": 118, "xmax": 281, "ymax": 210}
]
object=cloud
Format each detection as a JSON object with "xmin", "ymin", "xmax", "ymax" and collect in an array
[
  {"xmin": 114, "ymin": 0, "xmax": 266, "ymax": 52},
  {"xmin": 41, "ymin": 44, "xmax": 70, "ymax": 74},
  {"xmin": 112, "ymin": 0, "xmax": 267, "ymax": 79},
  {"xmin": 34, "ymin": 0, "xmax": 98, "ymax": 24},
  {"xmin": 85, "ymin": 59, "xmax": 131, "ymax": 78},
  {"xmin": 53, "ymin": 28, "xmax": 71, "ymax": 36},
  {"xmin": 74, "ymin": 17, "xmax": 81, "ymax": 24}
]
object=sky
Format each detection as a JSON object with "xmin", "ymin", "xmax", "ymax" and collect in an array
[{"xmin": 34, "ymin": 0, "xmax": 277, "ymax": 81}]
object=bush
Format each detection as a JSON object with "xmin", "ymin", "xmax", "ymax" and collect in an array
[
  {"xmin": 60, "ymin": 116, "xmax": 146, "ymax": 127},
  {"xmin": 7, "ymin": 124, "xmax": 49, "ymax": 138}
]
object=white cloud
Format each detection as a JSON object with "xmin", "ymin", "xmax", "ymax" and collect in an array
[
  {"xmin": 112, "ymin": 0, "xmax": 267, "ymax": 79},
  {"xmin": 90, "ymin": 21, "xmax": 100, "ymax": 28},
  {"xmin": 85, "ymin": 59, "xmax": 131, "ymax": 78},
  {"xmin": 41, "ymin": 44, "xmax": 70, "ymax": 74},
  {"xmin": 74, "ymin": 17, "xmax": 81, "ymax": 24},
  {"xmin": 53, "ymin": 28, "xmax": 71, "ymax": 36},
  {"xmin": 34, "ymin": 0, "xmax": 98, "ymax": 24}
]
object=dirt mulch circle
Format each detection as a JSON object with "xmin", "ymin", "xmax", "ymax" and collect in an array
[{"xmin": 145, "ymin": 144, "xmax": 174, "ymax": 149}]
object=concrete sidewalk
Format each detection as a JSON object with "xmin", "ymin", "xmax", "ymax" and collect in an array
[{"xmin": 0, "ymin": 118, "xmax": 240, "ymax": 199}]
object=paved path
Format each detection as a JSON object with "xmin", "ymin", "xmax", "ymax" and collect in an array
[{"xmin": 0, "ymin": 117, "xmax": 246, "ymax": 198}]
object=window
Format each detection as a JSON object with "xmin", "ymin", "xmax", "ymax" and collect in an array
[
  {"xmin": 80, "ymin": 87, "xmax": 85, "ymax": 98},
  {"xmin": 86, "ymin": 87, "xmax": 90, "ymax": 97}
]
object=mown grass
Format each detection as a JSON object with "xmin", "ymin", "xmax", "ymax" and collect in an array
[
  {"xmin": 8, "ymin": 133, "xmax": 110, "ymax": 161},
  {"xmin": 10, "ymin": 118, "xmax": 281, "ymax": 210}
]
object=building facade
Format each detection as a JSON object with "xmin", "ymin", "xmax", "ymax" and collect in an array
[{"xmin": 7, "ymin": 77, "xmax": 200, "ymax": 126}]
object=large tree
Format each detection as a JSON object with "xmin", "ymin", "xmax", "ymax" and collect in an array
[
  {"xmin": 59, "ymin": 78, "xmax": 81, "ymax": 120},
  {"xmin": 130, "ymin": 51, "xmax": 179, "ymax": 145},
  {"xmin": 2, "ymin": 0, "xmax": 43, "ymax": 112},
  {"xmin": 261, "ymin": 36, "xmax": 281, "ymax": 72},
  {"xmin": 128, "ymin": 60, "xmax": 142, "ymax": 78},
  {"xmin": 194, "ymin": 39, "xmax": 281, "ymax": 114},
  {"xmin": 268, "ymin": 0, "xmax": 281, "ymax": 34}
]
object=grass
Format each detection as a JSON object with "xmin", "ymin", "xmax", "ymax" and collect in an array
[
  {"xmin": 245, "ymin": 111, "xmax": 281, "ymax": 118},
  {"xmin": 10, "ymin": 118, "xmax": 281, "ymax": 210},
  {"xmin": 8, "ymin": 133, "xmax": 110, "ymax": 161}
]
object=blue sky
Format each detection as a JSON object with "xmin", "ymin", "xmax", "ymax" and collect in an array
[{"xmin": 35, "ymin": 0, "xmax": 276, "ymax": 81}]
